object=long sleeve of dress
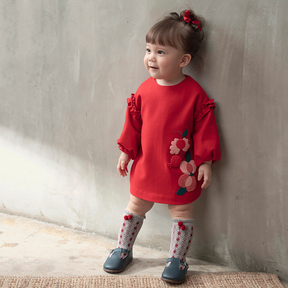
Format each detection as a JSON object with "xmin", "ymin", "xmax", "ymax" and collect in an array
[
  {"xmin": 117, "ymin": 93, "xmax": 142, "ymax": 160},
  {"xmin": 192, "ymin": 97, "xmax": 221, "ymax": 167}
]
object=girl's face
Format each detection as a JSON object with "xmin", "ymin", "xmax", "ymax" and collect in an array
[{"xmin": 144, "ymin": 43, "xmax": 189, "ymax": 86}]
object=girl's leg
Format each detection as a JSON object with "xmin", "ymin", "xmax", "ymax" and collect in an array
[
  {"xmin": 126, "ymin": 194, "xmax": 155, "ymax": 217},
  {"xmin": 116, "ymin": 195, "xmax": 154, "ymax": 250},
  {"xmin": 104, "ymin": 195, "xmax": 154, "ymax": 273},
  {"xmin": 168, "ymin": 201, "xmax": 194, "ymax": 219},
  {"xmin": 161, "ymin": 202, "xmax": 195, "ymax": 284}
]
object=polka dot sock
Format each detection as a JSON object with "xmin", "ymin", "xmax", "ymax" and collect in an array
[
  {"xmin": 117, "ymin": 210, "xmax": 145, "ymax": 258},
  {"xmin": 167, "ymin": 218, "xmax": 194, "ymax": 267}
]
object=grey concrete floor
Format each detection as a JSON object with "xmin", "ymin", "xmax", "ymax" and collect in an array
[{"xmin": 0, "ymin": 212, "xmax": 286, "ymax": 287}]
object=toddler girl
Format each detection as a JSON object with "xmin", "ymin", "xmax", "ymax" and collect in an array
[{"xmin": 103, "ymin": 9, "xmax": 221, "ymax": 284}]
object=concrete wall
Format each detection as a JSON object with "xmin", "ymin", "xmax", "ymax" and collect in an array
[{"xmin": 1, "ymin": 0, "xmax": 287, "ymax": 282}]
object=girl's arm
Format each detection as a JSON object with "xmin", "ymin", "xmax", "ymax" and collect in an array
[{"xmin": 192, "ymin": 96, "xmax": 221, "ymax": 189}]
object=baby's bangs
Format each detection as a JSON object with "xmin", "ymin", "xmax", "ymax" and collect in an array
[{"xmin": 146, "ymin": 22, "xmax": 180, "ymax": 49}]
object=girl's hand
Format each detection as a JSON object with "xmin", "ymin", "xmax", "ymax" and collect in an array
[
  {"xmin": 198, "ymin": 161, "xmax": 212, "ymax": 189},
  {"xmin": 117, "ymin": 152, "xmax": 131, "ymax": 177}
]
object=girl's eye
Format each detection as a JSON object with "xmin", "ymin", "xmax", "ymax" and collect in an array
[
  {"xmin": 146, "ymin": 48, "xmax": 151, "ymax": 53},
  {"xmin": 158, "ymin": 50, "xmax": 164, "ymax": 54}
]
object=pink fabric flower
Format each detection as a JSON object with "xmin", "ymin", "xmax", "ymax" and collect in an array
[
  {"xmin": 170, "ymin": 138, "xmax": 190, "ymax": 154},
  {"xmin": 178, "ymin": 160, "xmax": 197, "ymax": 192}
]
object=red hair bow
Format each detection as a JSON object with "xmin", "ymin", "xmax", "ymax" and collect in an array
[
  {"xmin": 183, "ymin": 10, "xmax": 202, "ymax": 31},
  {"xmin": 192, "ymin": 20, "xmax": 202, "ymax": 31},
  {"xmin": 183, "ymin": 10, "xmax": 191, "ymax": 23}
]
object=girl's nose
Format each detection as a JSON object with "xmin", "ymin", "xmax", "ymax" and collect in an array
[{"xmin": 149, "ymin": 54, "xmax": 156, "ymax": 62}]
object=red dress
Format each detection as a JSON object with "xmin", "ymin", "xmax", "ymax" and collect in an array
[{"xmin": 117, "ymin": 76, "xmax": 221, "ymax": 205}]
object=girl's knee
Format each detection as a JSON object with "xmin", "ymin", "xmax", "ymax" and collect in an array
[
  {"xmin": 168, "ymin": 202, "xmax": 194, "ymax": 219},
  {"xmin": 126, "ymin": 195, "xmax": 154, "ymax": 217}
]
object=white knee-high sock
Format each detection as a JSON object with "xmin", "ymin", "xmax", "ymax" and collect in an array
[
  {"xmin": 117, "ymin": 210, "xmax": 145, "ymax": 251},
  {"xmin": 168, "ymin": 218, "xmax": 194, "ymax": 262}
]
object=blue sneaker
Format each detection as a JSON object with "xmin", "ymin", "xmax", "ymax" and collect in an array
[
  {"xmin": 161, "ymin": 258, "xmax": 189, "ymax": 284},
  {"xmin": 103, "ymin": 248, "xmax": 133, "ymax": 273}
]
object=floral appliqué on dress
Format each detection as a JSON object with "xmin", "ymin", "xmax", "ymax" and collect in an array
[
  {"xmin": 177, "ymin": 153, "xmax": 197, "ymax": 195},
  {"xmin": 168, "ymin": 129, "xmax": 197, "ymax": 196},
  {"xmin": 168, "ymin": 129, "xmax": 190, "ymax": 168}
]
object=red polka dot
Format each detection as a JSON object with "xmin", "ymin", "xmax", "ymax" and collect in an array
[
  {"xmin": 178, "ymin": 232, "xmax": 181, "ymax": 235},
  {"xmin": 124, "ymin": 215, "xmax": 128, "ymax": 220},
  {"xmin": 128, "ymin": 244, "xmax": 130, "ymax": 247},
  {"xmin": 121, "ymin": 229, "xmax": 124, "ymax": 232},
  {"xmin": 136, "ymin": 222, "xmax": 139, "ymax": 225},
  {"xmin": 130, "ymin": 238, "xmax": 132, "ymax": 241},
  {"xmin": 123, "ymin": 223, "xmax": 125, "ymax": 226},
  {"xmin": 128, "ymin": 215, "xmax": 133, "ymax": 220},
  {"xmin": 176, "ymin": 238, "xmax": 180, "ymax": 241},
  {"xmin": 119, "ymin": 241, "xmax": 121, "ymax": 244},
  {"xmin": 173, "ymin": 250, "xmax": 176, "ymax": 253},
  {"xmin": 120, "ymin": 235, "xmax": 122, "ymax": 238},
  {"xmin": 132, "ymin": 232, "xmax": 135, "ymax": 235},
  {"xmin": 175, "ymin": 244, "xmax": 178, "ymax": 247},
  {"xmin": 180, "ymin": 267, "xmax": 183, "ymax": 270},
  {"xmin": 180, "ymin": 225, "xmax": 186, "ymax": 230},
  {"xmin": 178, "ymin": 221, "xmax": 183, "ymax": 227},
  {"xmin": 134, "ymin": 227, "xmax": 137, "ymax": 230},
  {"xmin": 190, "ymin": 233, "xmax": 193, "ymax": 237},
  {"xmin": 172, "ymin": 256, "xmax": 174, "ymax": 258}
]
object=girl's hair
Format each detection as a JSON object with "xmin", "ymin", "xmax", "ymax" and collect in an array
[{"xmin": 146, "ymin": 9, "xmax": 205, "ymax": 61}]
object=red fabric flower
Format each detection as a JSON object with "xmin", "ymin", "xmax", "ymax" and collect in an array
[
  {"xmin": 183, "ymin": 10, "xmax": 191, "ymax": 23},
  {"xmin": 192, "ymin": 20, "xmax": 202, "ymax": 31},
  {"xmin": 168, "ymin": 155, "xmax": 182, "ymax": 168},
  {"xmin": 170, "ymin": 138, "xmax": 190, "ymax": 154}
]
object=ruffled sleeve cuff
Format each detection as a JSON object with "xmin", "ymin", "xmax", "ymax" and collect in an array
[
  {"xmin": 118, "ymin": 143, "xmax": 133, "ymax": 159},
  {"xmin": 127, "ymin": 93, "xmax": 141, "ymax": 119},
  {"xmin": 194, "ymin": 153, "xmax": 220, "ymax": 167},
  {"xmin": 194, "ymin": 99, "xmax": 216, "ymax": 122}
]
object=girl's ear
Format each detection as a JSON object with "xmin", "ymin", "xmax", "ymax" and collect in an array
[{"xmin": 179, "ymin": 54, "xmax": 192, "ymax": 68}]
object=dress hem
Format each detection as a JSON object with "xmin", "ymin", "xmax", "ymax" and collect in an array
[{"xmin": 130, "ymin": 189, "xmax": 202, "ymax": 205}]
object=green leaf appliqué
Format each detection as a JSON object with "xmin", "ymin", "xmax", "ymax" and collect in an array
[
  {"xmin": 182, "ymin": 129, "xmax": 188, "ymax": 138},
  {"xmin": 185, "ymin": 150, "xmax": 191, "ymax": 162},
  {"xmin": 176, "ymin": 187, "xmax": 187, "ymax": 195}
]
